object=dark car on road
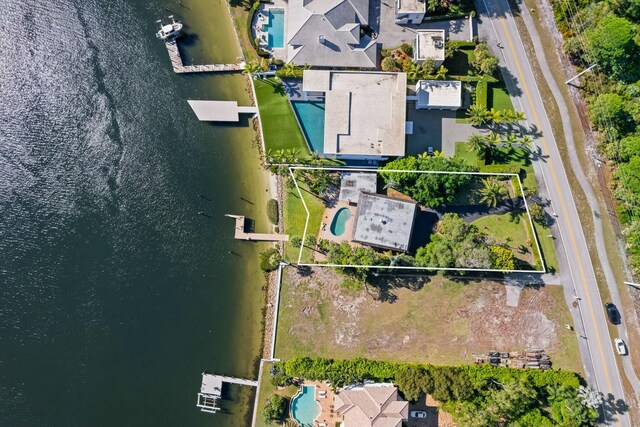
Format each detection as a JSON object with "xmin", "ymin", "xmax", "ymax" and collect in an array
[{"xmin": 605, "ymin": 303, "xmax": 621, "ymax": 325}]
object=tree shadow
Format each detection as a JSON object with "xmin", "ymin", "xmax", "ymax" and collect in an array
[
  {"xmin": 602, "ymin": 393, "xmax": 629, "ymax": 423},
  {"xmin": 365, "ymin": 271, "xmax": 432, "ymax": 303},
  {"xmin": 497, "ymin": 66, "xmax": 524, "ymax": 98}
]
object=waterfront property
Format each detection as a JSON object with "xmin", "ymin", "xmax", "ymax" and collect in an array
[
  {"xmin": 290, "ymin": 101, "xmax": 326, "ymax": 153},
  {"xmin": 302, "ymin": 70, "xmax": 408, "ymax": 159},
  {"xmin": 415, "ymin": 80, "xmax": 462, "ymax": 110},
  {"xmin": 286, "ymin": 0, "xmax": 376, "ymax": 68},
  {"xmin": 338, "ymin": 172, "xmax": 378, "ymax": 204},
  {"xmin": 197, "ymin": 373, "xmax": 258, "ymax": 414},
  {"xmin": 188, "ymin": 100, "xmax": 257, "ymax": 122},
  {"xmin": 414, "ymin": 30, "xmax": 446, "ymax": 67},
  {"xmin": 254, "ymin": 77, "xmax": 311, "ymax": 158}
]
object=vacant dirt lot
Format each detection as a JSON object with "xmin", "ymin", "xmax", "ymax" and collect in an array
[{"xmin": 275, "ymin": 267, "xmax": 582, "ymax": 373}]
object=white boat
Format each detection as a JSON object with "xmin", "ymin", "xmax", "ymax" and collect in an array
[{"xmin": 155, "ymin": 16, "xmax": 183, "ymax": 40}]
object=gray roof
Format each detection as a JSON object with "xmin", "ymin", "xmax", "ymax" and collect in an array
[
  {"xmin": 339, "ymin": 172, "xmax": 378, "ymax": 203},
  {"xmin": 287, "ymin": 0, "xmax": 377, "ymax": 68},
  {"xmin": 334, "ymin": 383, "xmax": 408, "ymax": 427},
  {"xmin": 414, "ymin": 30, "xmax": 445, "ymax": 62},
  {"xmin": 352, "ymin": 193, "xmax": 417, "ymax": 252}
]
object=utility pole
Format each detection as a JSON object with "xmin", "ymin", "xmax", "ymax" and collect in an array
[{"xmin": 565, "ymin": 63, "xmax": 598, "ymax": 85}]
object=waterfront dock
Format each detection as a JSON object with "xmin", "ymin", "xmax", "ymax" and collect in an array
[
  {"xmin": 226, "ymin": 214, "xmax": 289, "ymax": 242},
  {"xmin": 164, "ymin": 40, "xmax": 244, "ymax": 74},
  {"xmin": 188, "ymin": 100, "xmax": 257, "ymax": 122},
  {"xmin": 197, "ymin": 373, "xmax": 259, "ymax": 413}
]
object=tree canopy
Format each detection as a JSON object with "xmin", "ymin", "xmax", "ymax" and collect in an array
[
  {"xmin": 381, "ymin": 156, "xmax": 477, "ymax": 207},
  {"xmin": 586, "ymin": 15, "xmax": 640, "ymax": 81}
]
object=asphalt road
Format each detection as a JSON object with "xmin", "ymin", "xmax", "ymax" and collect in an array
[{"xmin": 475, "ymin": 0, "xmax": 632, "ymax": 424}]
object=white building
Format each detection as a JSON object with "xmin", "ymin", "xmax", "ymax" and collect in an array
[
  {"xmin": 395, "ymin": 0, "xmax": 426, "ymax": 24},
  {"xmin": 286, "ymin": 0, "xmax": 377, "ymax": 68},
  {"xmin": 302, "ymin": 70, "xmax": 408, "ymax": 159},
  {"xmin": 414, "ymin": 30, "xmax": 445, "ymax": 66},
  {"xmin": 415, "ymin": 80, "xmax": 462, "ymax": 110}
]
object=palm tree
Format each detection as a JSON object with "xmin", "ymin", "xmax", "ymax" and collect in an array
[
  {"xmin": 308, "ymin": 152, "xmax": 321, "ymax": 165},
  {"xmin": 502, "ymin": 133, "xmax": 518, "ymax": 153},
  {"xmin": 282, "ymin": 419, "xmax": 299, "ymax": 427},
  {"xmin": 274, "ymin": 149, "xmax": 286, "ymax": 163},
  {"xmin": 265, "ymin": 148, "xmax": 276, "ymax": 163},
  {"xmin": 466, "ymin": 133, "xmax": 487, "ymax": 156},
  {"xmin": 435, "ymin": 65, "xmax": 448, "ymax": 80},
  {"xmin": 285, "ymin": 148, "xmax": 301, "ymax": 163},
  {"xmin": 405, "ymin": 62, "xmax": 421, "ymax": 82},
  {"xmin": 282, "ymin": 62, "xmax": 297, "ymax": 77},
  {"xmin": 484, "ymin": 130, "xmax": 501, "ymax": 146},
  {"xmin": 488, "ymin": 108, "xmax": 503, "ymax": 124},
  {"xmin": 513, "ymin": 110, "xmax": 526, "ymax": 121},
  {"xmin": 466, "ymin": 104, "xmax": 489, "ymax": 126},
  {"xmin": 503, "ymin": 109, "xmax": 515, "ymax": 123},
  {"xmin": 519, "ymin": 134, "xmax": 534, "ymax": 150},
  {"xmin": 243, "ymin": 61, "xmax": 263, "ymax": 74},
  {"xmin": 418, "ymin": 151, "xmax": 431, "ymax": 159},
  {"xmin": 479, "ymin": 177, "xmax": 508, "ymax": 207},
  {"xmin": 383, "ymin": 178, "xmax": 401, "ymax": 190}
]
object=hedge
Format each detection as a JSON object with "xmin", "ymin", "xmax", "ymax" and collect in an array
[
  {"xmin": 476, "ymin": 78, "xmax": 488, "ymax": 109},
  {"xmin": 275, "ymin": 69, "xmax": 304, "ymax": 78},
  {"xmin": 447, "ymin": 40, "xmax": 477, "ymax": 49},
  {"xmin": 267, "ymin": 199, "xmax": 279, "ymax": 224},
  {"xmin": 479, "ymin": 164, "xmax": 522, "ymax": 175}
]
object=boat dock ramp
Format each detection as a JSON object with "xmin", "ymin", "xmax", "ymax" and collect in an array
[
  {"xmin": 226, "ymin": 214, "xmax": 289, "ymax": 242},
  {"xmin": 164, "ymin": 40, "xmax": 245, "ymax": 74},
  {"xmin": 188, "ymin": 100, "xmax": 257, "ymax": 122},
  {"xmin": 197, "ymin": 373, "xmax": 259, "ymax": 413}
]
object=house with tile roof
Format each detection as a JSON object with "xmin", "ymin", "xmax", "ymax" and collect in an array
[
  {"xmin": 286, "ymin": 0, "xmax": 377, "ymax": 68},
  {"xmin": 334, "ymin": 383, "xmax": 409, "ymax": 427}
]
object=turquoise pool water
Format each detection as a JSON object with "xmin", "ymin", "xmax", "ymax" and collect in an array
[
  {"xmin": 266, "ymin": 9, "xmax": 285, "ymax": 49},
  {"xmin": 291, "ymin": 385, "xmax": 320, "ymax": 427},
  {"xmin": 291, "ymin": 101, "xmax": 325, "ymax": 153},
  {"xmin": 330, "ymin": 208, "xmax": 352, "ymax": 236}
]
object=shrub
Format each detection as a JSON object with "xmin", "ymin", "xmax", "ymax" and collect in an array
[
  {"xmin": 262, "ymin": 394, "xmax": 287, "ymax": 423},
  {"xmin": 478, "ymin": 164, "xmax": 521, "ymax": 174},
  {"xmin": 259, "ymin": 248, "xmax": 281, "ymax": 272},
  {"xmin": 271, "ymin": 372, "xmax": 293, "ymax": 387},
  {"xmin": 267, "ymin": 199, "xmax": 279, "ymax": 224},
  {"xmin": 399, "ymin": 43, "xmax": 413, "ymax": 56},
  {"xmin": 275, "ymin": 69, "xmax": 304, "ymax": 78},
  {"xmin": 381, "ymin": 56, "xmax": 397, "ymax": 72},
  {"xmin": 528, "ymin": 202, "xmax": 545, "ymax": 224}
]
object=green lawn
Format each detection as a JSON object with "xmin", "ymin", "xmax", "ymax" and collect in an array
[
  {"xmin": 534, "ymin": 222, "xmax": 560, "ymax": 273},
  {"xmin": 255, "ymin": 361, "xmax": 299, "ymax": 427},
  {"xmin": 283, "ymin": 184, "xmax": 325, "ymax": 263},
  {"xmin": 488, "ymin": 83, "xmax": 515, "ymax": 111},
  {"xmin": 444, "ymin": 47, "xmax": 476, "ymax": 76},
  {"xmin": 454, "ymin": 141, "xmax": 480, "ymax": 167},
  {"xmin": 254, "ymin": 78, "xmax": 311, "ymax": 159},
  {"xmin": 472, "ymin": 213, "xmax": 538, "ymax": 264}
]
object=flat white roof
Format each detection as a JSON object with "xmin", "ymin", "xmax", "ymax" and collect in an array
[
  {"xmin": 187, "ymin": 100, "xmax": 257, "ymax": 122},
  {"xmin": 397, "ymin": 0, "xmax": 426, "ymax": 13},
  {"xmin": 415, "ymin": 30, "xmax": 445, "ymax": 61},
  {"xmin": 302, "ymin": 70, "xmax": 407, "ymax": 157},
  {"xmin": 416, "ymin": 80, "xmax": 462, "ymax": 108}
]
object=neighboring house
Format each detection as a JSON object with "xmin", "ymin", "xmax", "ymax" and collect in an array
[
  {"xmin": 395, "ymin": 0, "xmax": 426, "ymax": 24},
  {"xmin": 286, "ymin": 0, "xmax": 377, "ymax": 68},
  {"xmin": 414, "ymin": 29, "xmax": 445, "ymax": 66},
  {"xmin": 302, "ymin": 70, "xmax": 408, "ymax": 159},
  {"xmin": 352, "ymin": 193, "xmax": 417, "ymax": 252},
  {"xmin": 415, "ymin": 80, "xmax": 462, "ymax": 110},
  {"xmin": 335, "ymin": 383, "xmax": 409, "ymax": 427}
]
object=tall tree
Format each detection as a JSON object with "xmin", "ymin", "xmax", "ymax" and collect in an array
[
  {"xmin": 479, "ymin": 177, "xmax": 508, "ymax": 207},
  {"xmin": 586, "ymin": 15, "xmax": 640, "ymax": 81}
]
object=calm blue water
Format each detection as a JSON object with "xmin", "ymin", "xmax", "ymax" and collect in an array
[
  {"xmin": 291, "ymin": 385, "xmax": 320, "ymax": 427},
  {"xmin": 330, "ymin": 208, "xmax": 351, "ymax": 236},
  {"xmin": 266, "ymin": 9, "xmax": 285, "ymax": 49},
  {"xmin": 291, "ymin": 101, "xmax": 325, "ymax": 153}
]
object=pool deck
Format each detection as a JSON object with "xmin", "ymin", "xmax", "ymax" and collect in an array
[
  {"xmin": 306, "ymin": 381, "xmax": 340, "ymax": 426},
  {"xmin": 253, "ymin": 4, "xmax": 288, "ymax": 61},
  {"xmin": 317, "ymin": 201, "xmax": 356, "ymax": 245}
]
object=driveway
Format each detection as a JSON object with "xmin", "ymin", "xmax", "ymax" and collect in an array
[
  {"xmin": 370, "ymin": 0, "xmax": 474, "ymax": 47},
  {"xmin": 406, "ymin": 108, "xmax": 478, "ymax": 156}
]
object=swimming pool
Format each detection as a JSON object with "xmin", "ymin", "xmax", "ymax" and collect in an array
[
  {"xmin": 291, "ymin": 385, "xmax": 320, "ymax": 427},
  {"xmin": 266, "ymin": 9, "xmax": 285, "ymax": 49},
  {"xmin": 330, "ymin": 208, "xmax": 352, "ymax": 236},
  {"xmin": 291, "ymin": 101, "xmax": 325, "ymax": 153}
]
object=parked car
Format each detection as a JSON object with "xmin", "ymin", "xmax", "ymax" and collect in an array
[
  {"xmin": 615, "ymin": 338, "xmax": 628, "ymax": 356},
  {"xmin": 605, "ymin": 302, "xmax": 621, "ymax": 325},
  {"xmin": 427, "ymin": 146, "xmax": 434, "ymax": 156},
  {"xmin": 410, "ymin": 411, "xmax": 427, "ymax": 419}
]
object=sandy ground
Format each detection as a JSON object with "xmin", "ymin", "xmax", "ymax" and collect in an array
[{"xmin": 275, "ymin": 267, "xmax": 581, "ymax": 372}]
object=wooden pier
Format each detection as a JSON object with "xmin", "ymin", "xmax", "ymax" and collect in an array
[
  {"xmin": 197, "ymin": 373, "xmax": 259, "ymax": 413},
  {"xmin": 226, "ymin": 214, "xmax": 289, "ymax": 242},
  {"xmin": 164, "ymin": 40, "xmax": 245, "ymax": 74}
]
